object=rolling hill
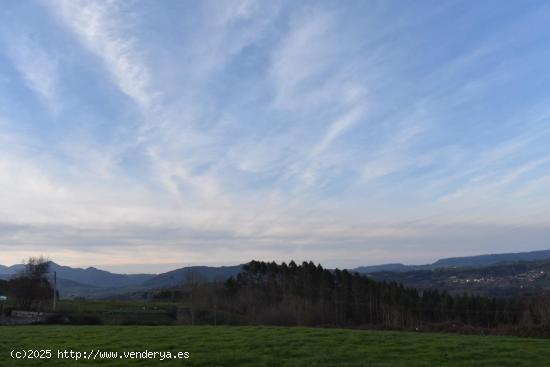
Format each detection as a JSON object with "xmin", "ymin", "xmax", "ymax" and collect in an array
[
  {"xmin": 142, "ymin": 265, "xmax": 243, "ymax": 288},
  {"xmin": 3, "ymin": 249, "xmax": 550, "ymax": 299},
  {"xmin": 352, "ymin": 249, "xmax": 550, "ymax": 274},
  {"xmin": 47, "ymin": 262, "xmax": 154, "ymax": 288}
]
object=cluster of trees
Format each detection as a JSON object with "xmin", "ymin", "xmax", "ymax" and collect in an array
[
  {"xmin": 0, "ymin": 257, "xmax": 54, "ymax": 312},
  {"xmin": 150, "ymin": 260, "xmax": 550, "ymax": 336},
  {"xmin": 220, "ymin": 261, "xmax": 523, "ymax": 328}
]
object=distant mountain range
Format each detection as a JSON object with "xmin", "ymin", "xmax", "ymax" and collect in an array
[
  {"xmin": 351, "ymin": 249, "xmax": 550, "ymax": 273},
  {"xmin": 142, "ymin": 265, "xmax": 243, "ymax": 289},
  {"xmin": 352, "ymin": 249, "xmax": 550, "ymax": 298},
  {"xmin": 367, "ymin": 259, "xmax": 550, "ymax": 298},
  {"xmin": 48, "ymin": 262, "xmax": 155, "ymax": 288},
  {"xmin": 0, "ymin": 264, "xmax": 24, "ymax": 274},
  {"xmin": 2, "ymin": 249, "xmax": 550, "ymax": 299},
  {"xmin": 0, "ymin": 261, "xmax": 243, "ymax": 298}
]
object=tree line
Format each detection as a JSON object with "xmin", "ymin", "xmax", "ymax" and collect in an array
[
  {"xmin": 220, "ymin": 260, "xmax": 523, "ymax": 329},
  {"xmin": 157, "ymin": 260, "xmax": 550, "ymax": 336}
]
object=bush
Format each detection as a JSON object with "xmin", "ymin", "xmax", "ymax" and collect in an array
[{"xmin": 44, "ymin": 312, "xmax": 102, "ymax": 325}]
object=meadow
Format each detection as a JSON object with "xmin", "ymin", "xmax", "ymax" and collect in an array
[{"xmin": 1, "ymin": 325, "xmax": 550, "ymax": 366}]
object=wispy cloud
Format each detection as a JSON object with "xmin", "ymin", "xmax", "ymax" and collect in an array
[
  {"xmin": 0, "ymin": 1, "xmax": 549, "ymax": 270},
  {"xmin": 51, "ymin": 0, "xmax": 155, "ymax": 114},
  {"xmin": 3, "ymin": 33, "xmax": 59, "ymax": 113}
]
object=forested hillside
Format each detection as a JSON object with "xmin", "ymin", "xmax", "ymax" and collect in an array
[
  {"xmin": 149, "ymin": 261, "xmax": 550, "ymax": 335},
  {"xmin": 367, "ymin": 260, "xmax": 550, "ymax": 297},
  {"xmin": 219, "ymin": 261, "xmax": 522, "ymax": 329}
]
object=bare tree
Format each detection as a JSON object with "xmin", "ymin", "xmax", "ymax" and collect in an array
[
  {"xmin": 23, "ymin": 256, "xmax": 51, "ymax": 279},
  {"xmin": 8, "ymin": 256, "xmax": 52, "ymax": 310}
]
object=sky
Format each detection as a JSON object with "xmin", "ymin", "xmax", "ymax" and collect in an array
[{"xmin": 1, "ymin": 0, "xmax": 550, "ymax": 273}]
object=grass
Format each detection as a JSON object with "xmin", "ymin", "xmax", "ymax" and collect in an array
[{"xmin": 1, "ymin": 325, "xmax": 549, "ymax": 366}]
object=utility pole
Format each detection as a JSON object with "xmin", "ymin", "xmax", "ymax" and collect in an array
[
  {"xmin": 52, "ymin": 271, "xmax": 57, "ymax": 312},
  {"xmin": 0, "ymin": 296, "xmax": 6, "ymax": 316}
]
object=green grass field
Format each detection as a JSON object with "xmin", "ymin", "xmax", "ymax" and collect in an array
[{"xmin": 1, "ymin": 325, "xmax": 549, "ymax": 366}]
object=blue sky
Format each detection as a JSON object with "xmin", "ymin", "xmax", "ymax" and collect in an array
[{"xmin": 1, "ymin": 0, "xmax": 550, "ymax": 273}]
